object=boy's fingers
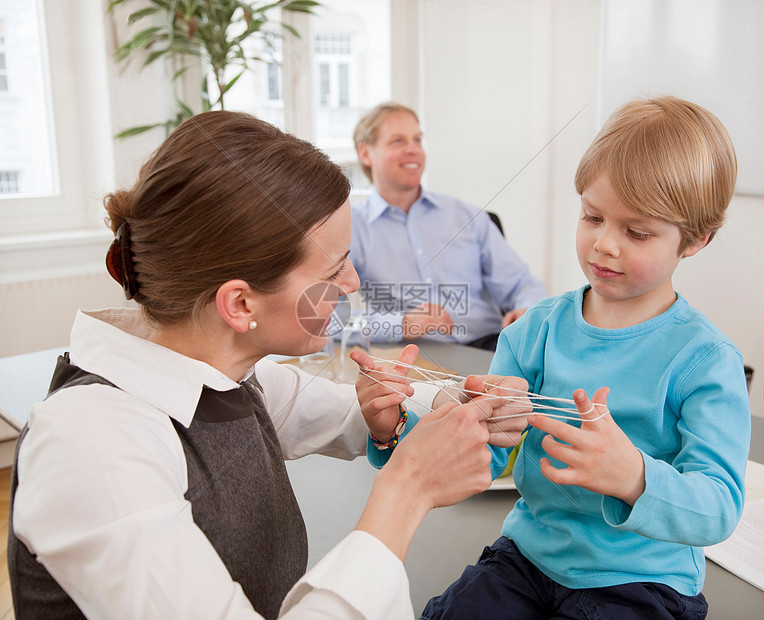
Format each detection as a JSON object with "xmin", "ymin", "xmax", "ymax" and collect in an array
[
  {"xmin": 572, "ymin": 387, "xmax": 610, "ymax": 421},
  {"xmin": 463, "ymin": 375, "xmax": 486, "ymax": 399},
  {"xmin": 590, "ymin": 386, "xmax": 611, "ymax": 420}
]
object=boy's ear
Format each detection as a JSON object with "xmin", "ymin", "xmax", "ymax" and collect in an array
[{"xmin": 681, "ymin": 233, "xmax": 711, "ymax": 258}]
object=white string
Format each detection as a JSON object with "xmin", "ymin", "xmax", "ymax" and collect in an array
[{"xmin": 361, "ymin": 355, "xmax": 609, "ymax": 422}]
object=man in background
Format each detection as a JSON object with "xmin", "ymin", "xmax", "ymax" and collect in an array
[{"xmin": 349, "ymin": 102, "xmax": 548, "ymax": 350}]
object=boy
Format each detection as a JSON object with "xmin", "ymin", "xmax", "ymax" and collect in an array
[{"xmin": 359, "ymin": 96, "xmax": 751, "ymax": 619}]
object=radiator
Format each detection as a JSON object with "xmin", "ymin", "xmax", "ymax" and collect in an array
[{"xmin": 0, "ymin": 272, "xmax": 128, "ymax": 357}]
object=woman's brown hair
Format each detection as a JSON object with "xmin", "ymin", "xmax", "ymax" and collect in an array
[
  {"xmin": 104, "ymin": 111, "xmax": 350, "ymax": 325},
  {"xmin": 575, "ymin": 96, "xmax": 737, "ymax": 252}
]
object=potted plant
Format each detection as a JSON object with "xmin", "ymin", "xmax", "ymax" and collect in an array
[{"xmin": 107, "ymin": 0, "xmax": 320, "ymax": 137}]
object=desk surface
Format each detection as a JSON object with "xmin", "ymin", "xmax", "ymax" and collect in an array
[
  {"xmin": 2, "ymin": 342, "xmax": 762, "ymax": 618},
  {"xmin": 286, "ymin": 341, "xmax": 764, "ymax": 620}
]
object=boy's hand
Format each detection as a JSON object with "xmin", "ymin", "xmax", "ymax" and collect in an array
[
  {"xmin": 351, "ymin": 344, "xmax": 418, "ymax": 442},
  {"xmin": 529, "ymin": 387, "xmax": 646, "ymax": 506}
]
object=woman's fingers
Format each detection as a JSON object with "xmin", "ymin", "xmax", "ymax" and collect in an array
[
  {"xmin": 393, "ymin": 344, "xmax": 419, "ymax": 375},
  {"xmin": 350, "ymin": 349, "xmax": 375, "ymax": 372}
]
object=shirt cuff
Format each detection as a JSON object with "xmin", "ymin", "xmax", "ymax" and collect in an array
[
  {"xmin": 602, "ymin": 449, "xmax": 650, "ymax": 529},
  {"xmin": 280, "ymin": 530, "xmax": 414, "ymax": 620}
]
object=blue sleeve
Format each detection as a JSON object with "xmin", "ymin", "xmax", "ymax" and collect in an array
[
  {"xmin": 366, "ymin": 406, "xmax": 515, "ymax": 480},
  {"xmin": 366, "ymin": 411, "xmax": 421, "ymax": 469},
  {"xmin": 484, "ymin": 327, "xmax": 531, "ymax": 479},
  {"xmin": 601, "ymin": 343, "xmax": 750, "ymax": 546}
]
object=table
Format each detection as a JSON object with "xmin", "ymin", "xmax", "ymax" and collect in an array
[
  {"xmin": 284, "ymin": 341, "xmax": 764, "ymax": 619},
  {"xmin": 0, "ymin": 346, "xmax": 63, "ymax": 430}
]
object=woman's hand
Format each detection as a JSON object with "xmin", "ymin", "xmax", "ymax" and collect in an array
[
  {"xmin": 434, "ymin": 374, "xmax": 532, "ymax": 448},
  {"xmin": 529, "ymin": 387, "xmax": 646, "ymax": 506},
  {"xmin": 356, "ymin": 393, "xmax": 509, "ymax": 560},
  {"xmin": 350, "ymin": 344, "xmax": 418, "ymax": 442},
  {"xmin": 387, "ymin": 395, "xmax": 500, "ymax": 507}
]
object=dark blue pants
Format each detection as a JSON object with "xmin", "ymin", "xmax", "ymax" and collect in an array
[{"xmin": 420, "ymin": 537, "xmax": 708, "ymax": 620}]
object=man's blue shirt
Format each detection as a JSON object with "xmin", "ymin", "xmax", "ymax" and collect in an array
[{"xmin": 350, "ymin": 187, "xmax": 548, "ymax": 343}]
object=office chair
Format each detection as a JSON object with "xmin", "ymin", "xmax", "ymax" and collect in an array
[
  {"xmin": 487, "ymin": 211, "xmax": 505, "ymax": 237},
  {"xmin": 744, "ymin": 365, "xmax": 753, "ymax": 394}
]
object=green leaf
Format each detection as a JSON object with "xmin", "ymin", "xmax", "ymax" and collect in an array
[
  {"xmin": 105, "ymin": 0, "xmax": 130, "ymax": 14},
  {"xmin": 172, "ymin": 65, "xmax": 189, "ymax": 81},
  {"xmin": 280, "ymin": 0, "xmax": 321, "ymax": 13},
  {"xmin": 143, "ymin": 47, "xmax": 171, "ymax": 66},
  {"xmin": 115, "ymin": 123, "xmax": 163, "ymax": 139},
  {"xmin": 113, "ymin": 26, "xmax": 163, "ymax": 63},
  {"xmin": 219, "ymin": 70, "xmax": 243, "ymax": 96},
  {"xmin": 280, "ymin": 23, "xmax": 300, "ymax": 38},
  {"xmin": 127, "ymin": 7, "xmax": 160, "ymax": 26},
  {"xmin": 176, "ymin": 99, "xmax": 194, "ymax": 120}
]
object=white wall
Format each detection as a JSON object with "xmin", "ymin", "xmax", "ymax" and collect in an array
[
  {"xmin": 673, "ymin": 194, "xmax": 764, "ymax": 417},
  {"xmin": 416, "ymin": 0, "xmax": 764, "ymax": 417},
  {"xmin": 418, "ymin": 0, "xmax": 599, "ymax": 293}
]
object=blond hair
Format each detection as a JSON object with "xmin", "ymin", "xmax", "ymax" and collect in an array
[
  {"xmin": 353, "ymin": 102, "xmax": 419, "ymax": 181},
  {"xmin": 575, "ymin": 96, "xmax": 737, "ymax": 251}
]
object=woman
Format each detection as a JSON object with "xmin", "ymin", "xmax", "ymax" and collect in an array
[{"xmin": 8, "ymin": 111, "xmax": 529, "ymax": 619}]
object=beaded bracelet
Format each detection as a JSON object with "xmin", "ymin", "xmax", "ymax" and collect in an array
[{"xmin": 370, "ymin": 404, "xmax": 409, "ymax": 450}]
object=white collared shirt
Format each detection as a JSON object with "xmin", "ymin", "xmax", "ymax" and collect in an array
[{"xmin": 13, "ymin": 308, "xmax": 414, "ymax": 619}]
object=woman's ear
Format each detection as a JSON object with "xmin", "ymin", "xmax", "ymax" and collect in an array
[
  {"xmin": 681, "ymin": 233, "xmax": 711, "ymax": 259},
  {"xmin": 215, "ymin": 280, "xmax": 258, "ymax": 333}
]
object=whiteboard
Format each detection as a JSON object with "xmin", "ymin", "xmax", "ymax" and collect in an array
[{"xmin": 599, "ymin": 0, "xmax": 764, "ymax": 195}]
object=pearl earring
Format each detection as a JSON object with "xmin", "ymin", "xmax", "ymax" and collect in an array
[{"xmin": 248, "ymin": 320, "xmax": 258, "ymax": 331}]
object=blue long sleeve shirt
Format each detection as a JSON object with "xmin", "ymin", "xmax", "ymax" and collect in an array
[
  {"xmin": 349, "ymin": 188, "xmax": 548, "ymax": 343},
  {"xmin": 489, "ymin": 287, "xmax": 750, "ymax": 596}
]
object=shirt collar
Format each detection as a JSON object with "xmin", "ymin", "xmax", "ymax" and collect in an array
[
  {"xmin": 69, "ymin": 308, "xmax": 242, "ymax": 428},
  {"xmin": 365, "ymin": 186, "xmax": 440, "ymax": 223}
]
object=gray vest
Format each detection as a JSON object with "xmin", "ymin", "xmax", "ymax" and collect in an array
[{"xmin": 8, "ymin": 354, "xmax": 308, "ymax": 620}]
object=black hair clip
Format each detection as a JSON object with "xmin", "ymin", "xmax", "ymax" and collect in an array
[{"xmin": 105, "ymin": 222, "xmax": 139, "ymax": 300}]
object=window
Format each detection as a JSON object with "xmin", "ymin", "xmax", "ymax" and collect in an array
[
  {"xmin": 0, "ymin": 0, "xmax": 124, "ymax": 242},
  {"xmin": 337, "ymin": 63, "xmax": 349, "ymax": 106},
  {"xmin": 0, "ymin": 170, "xmax": 19, "ymax": 194},
  {"xmin": 267, "ymin": 62, "xmax": 280, "ymax": 101},
  {"xmin": 0, "ymin": 1, "xmax": 56, "ymax": 200},
  {"xmin": 221, "ymin": 0, "xmax": 391, "ymax": 194},
  {"xmin": 315, "ymin": 33, "xmax": 352, "ymax": 55},
  {"xmin": 310, "ymin": 0, "xmax": 391, "ymax": 192},
  {"xmin": 222, "ymin": 28, "xmax": 285, "ymax": 129},
  {"xmin": 318, "ymin": 63, "xmax": 330, "ymax": 105},
  {"xmin": 0, "ymin": 20, "xmax": 8, "ymax": 92}
]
